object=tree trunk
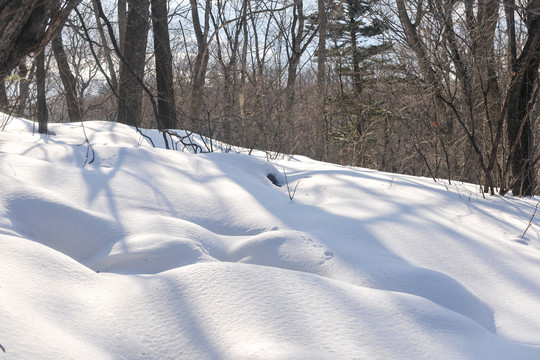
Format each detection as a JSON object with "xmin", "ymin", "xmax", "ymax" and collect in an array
[
  {"xmin": 0, "ymin": 79, "xmax": 8, "ymax": 112},
  {"xmin": 17, "ymin": 59, "xmax": 30, "ymax": 117},
  {"xmin": 347, "ymin": 1, "xmax": 362, "ymax": 96},
  {"xmin": 118, "ymin": 0, "xmax": 127, "ymax": 54},
  {"xmin": 505, "ymin": 0, "xmax": 540, "ymax": 196},
  {"xmin": 0, "ymin": 0, "xmax": 80, "ymax": 78},
  {"xmin": 238, "ymin": 2, "xmax": 249, "ymax": 120},
  {"xmin": 211, "ymin": 0, "xmax": 245, "ymax": 143},
  {"xmin": 315, "ymin": 0, "xmax": 327, "ymax": 160},
  {"xmin": 92, "ymin": 0, "xmax": 118, "ymax": 90},
  {"xmin": 249, "ymin": 3, "xmax": 271, "ymax": 144},
  {"xmin": 472, "ymin": 0, "xmax": 501, "ymax": 192},
  {"xmin": 283, "ymin": 0, "xmax": 317, "ymax": 153},
  {"xmin": 151, "ymin": 0, "xmax": 177, "ymax": 129},
  {"xmin": 117, "ymin": 0, "xmax": 149, "ymax": 126},
  {"xmin": 285, "ymin": 0, "xmax": 305, "ymax": 117},
  {"xmin": 507, "ymin": 69, "xmax": 538, "ymax": 196},
  {"xmin": 36, "ymin": 50, "xmax": 48, "ymax": 134},
  {"xmin": 52, "ymin": 32, "xmax": 82, "ymax": 122},
  {"xmin": 189, "ymin": 0, "xmax": 211, "ymax": 123}
]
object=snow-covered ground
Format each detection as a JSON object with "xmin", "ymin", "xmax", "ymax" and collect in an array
[{"xmin": 1, "ymin": 114, "xmax": 540, "ymax": 359}]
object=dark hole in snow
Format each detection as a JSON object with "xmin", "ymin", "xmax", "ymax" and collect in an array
[{"xmin": 267, "ymin": 173, "xmax": 281, "ymax": 187}]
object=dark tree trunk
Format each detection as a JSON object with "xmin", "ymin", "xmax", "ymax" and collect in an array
[
  {"xmin": 151, "ymin": 0, "xmax": 176, "ymax": 129},
  {"xmin": 0, "ymin": 0, "xmax": 80, "ymax": 78},
  {"xmin": 36, "ymin": 50, "xmax": 48, "ymax": 134},
  {"xmin": 0, "ymin": 80, "xmax": 8, "ymax": 112},
  {"xmin": 52, "ymin": 32, "xmax": 82, "ymax": 122},
  {"xmin": 118, "ymin": 0, "xmax": 127, "ymax": 54},
  {"xmin": 315, "ymin": 0, "xmax": 327, "ymax": 160},
  {"xmin": 92, "ymin": 0, "xmax": 118, "ymax": 90},
  {"xmin": 117, "ymin": 0, "xmax": 149, "ymax": 126},
  {"xmin": 507, "ymin": 58, "xmax": 539, "ymax": 196},
  {"xmin": 505, "ymin": 0, "xmax": 540, "ymax": 196}
]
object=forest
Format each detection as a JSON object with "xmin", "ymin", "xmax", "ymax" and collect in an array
[
  {"xmin": 2, "ymin": 2, "xmax": 540, "ymax": 357},
  {"xmin": 1, "ymin": 0, "xmax": 540, "ymax": 196}
]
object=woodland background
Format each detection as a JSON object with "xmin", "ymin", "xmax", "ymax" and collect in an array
[{"xmin": 2, "ymin": 0, "xmax": 540, "ymax": 196}]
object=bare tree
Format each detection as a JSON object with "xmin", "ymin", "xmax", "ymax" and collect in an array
[
  {"xmin": 211, "ymin": 0, "xmax": 249, "ymax": 143},
  {"xmin": 36, "ymin": 50, "xmax": 48, "ymax": 134},
  {"xmin": 285, "ymin": 0, "xmax": 317, "ymax": 116},
  {"xmin": 391, "ymin": 0, "xmax": 540, "ymax": 195},
  {"xmin": 393, "ymin": 0, "xmax": 498, "ymax": 193},
  {"xmin": 315, "ymin": 0, "xmax": 328, "ymax": 160},
  {"xmin": 151, "ymin": 0, "xmax": 177, "ymax": 129},
  {"xmin": 117, "ymin": 0, "xmax": 150, "ymax": 126},
  {"xmin": 91, "ymin": 0, "xmax": 118, "ymax": 90},
  {"xmin": 189, "ymin": 0, "xmax": 211, "ymax": 122},
  {"xmin": 52, "ymin": 31, "xmax": 82, "ymax": 122}
]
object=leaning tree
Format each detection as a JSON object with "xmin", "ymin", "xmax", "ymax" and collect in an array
[{"xmin": 0, "ymin": 0, "xmax": 80, "ymax": 78}]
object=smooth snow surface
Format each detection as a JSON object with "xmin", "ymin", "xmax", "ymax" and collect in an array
[{"xmin": 1, "ymin": 114, "xmax": 540, "ymax": 359}]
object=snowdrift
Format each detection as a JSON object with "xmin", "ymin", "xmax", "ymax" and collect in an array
[{"xmin": 1, "ymin": 114, "xmax": 540, "ymax": 359}]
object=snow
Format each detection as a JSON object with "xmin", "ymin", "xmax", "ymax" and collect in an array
[{"xmin": 1, "ymin": 113, "xmax": 540, "ymax": 359}]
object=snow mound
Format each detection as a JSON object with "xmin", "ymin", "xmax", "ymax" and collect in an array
[
  {"xmin": 227, "ymin": 229, "xmax": 334, "ymax": 270},
  {"xmin": 90, "ymin": 234, "xmax": 216, "ymax": 274},
  {"xmin": 2, "ymin": 178, "xmax": 122, "ymax": 263},
  {"xmin": 1, "ymin": 115, "xmax": 540, "ymax": 359}
]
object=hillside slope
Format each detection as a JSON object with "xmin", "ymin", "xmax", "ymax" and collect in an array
[{"xmin": 1, "ymin": 114, "xmax": 540, "ymax": 359}]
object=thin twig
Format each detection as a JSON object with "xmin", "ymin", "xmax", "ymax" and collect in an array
[
  {"xmin": 80, "ymin": 122, "xmax": 95, "ymax": 167},
  {"xmin": 74, "ymin": 8, "xmax": 118, "ymax": 98},
  {"xmin": 521, "ymin": 201, "xmax": 540, "ymax": 241},
  {"xmin": 283, "ymin": 168, "xmax": 300, "ymax": 202}
]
